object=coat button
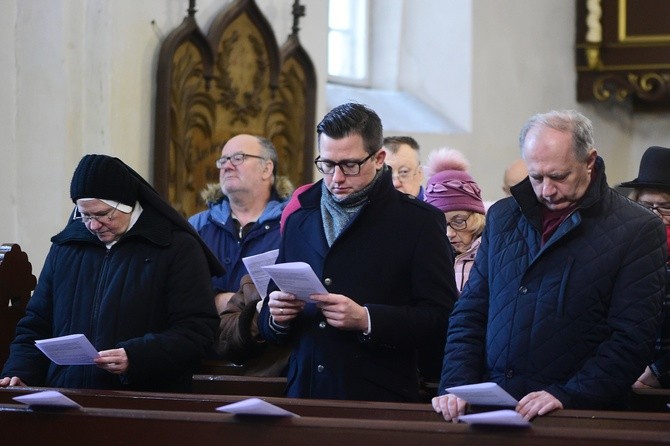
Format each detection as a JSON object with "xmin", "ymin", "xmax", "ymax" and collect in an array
[
  {"xmin": 324, "ymin": 278, "xmax": 332, "ymax": 286},
  {"xmin": 506, "ymin": 369, "xmax": 514, "ymax": 378},
  {"xmin": 317, "ymin": 365, "xmax": 325, "ymax": 373},
  {"xmin": 264, "ymin": 224, "xmax": 270, "ymax": 230},
  {"xmin": 319, "ymin": 321, "xmax": 327, "ymax": 329},
  {"xmin": 518, "ymin": 286, "xmax": 527, "ymax": 295}
]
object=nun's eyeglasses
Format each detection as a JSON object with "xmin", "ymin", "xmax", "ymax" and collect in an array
[{"xmin": 73, "ymin": 203, "xmax": 120, "ymax": 224}]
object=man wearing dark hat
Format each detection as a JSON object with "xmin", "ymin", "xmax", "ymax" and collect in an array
[
  {"xmin": 620, "ymin": 146, "xmax": 670, "ymax": 389},
  {"xmin": 0, "ymin": 154, "xmax": 223, "ymax": 392},
  {"xmin": 433, "ymin": 110, "xmax": 667, "ymax": 421}
]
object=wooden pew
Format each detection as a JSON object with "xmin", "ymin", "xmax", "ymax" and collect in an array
[
  {"xmin": 1, "ymin": 387, "xmax": 669, "ymax": 432},
  {"xmin": 192, "ymin": 373, "xmax": 287, "ymax": 397},
  {"xmin": 0, "ymin": 387, "xmax": 440, "ymax": 422},
  {"xmin": 630, "ymin": 388, "xmax": 670, "ymax": 412},
  {"xmin": 0, "ymin": 243, "xmax": 36, "ymax": 367},
  {"xmin": 1, "ymin": 398, "xmax": 669, "ymax": 446},
  {"xmin": 191, "ymin": 371, "xmax": 670, "ymax": 413},
  {"xmin": 192, "ymin": 360, "xmax": 440, "ymax": 401}
]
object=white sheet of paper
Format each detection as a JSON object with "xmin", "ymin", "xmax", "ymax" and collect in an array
[
  {"xmin": 261, "ymin": 262, "xmax": 327, "ymax": 301},
  {"xmin": 446, "ymin": 382, "xmax": 518, "ymax": 407},
  {"xmin": 216, "ymin": 398, "xmax": 299, "ymax": 417},
  {"xmin": 35, "ymin": 333, "xmax": 100, "ymax": 366},
  {"xmin": 242, "ymin": 249, "xmax": 279, "ymax": 297},
  {"xmin": 458, "ymin": 409, "xmax": 530, "ymax": 427},
  {"xmin": 13, "ymin": 390, "xmax": 82, "ymax": 409}
]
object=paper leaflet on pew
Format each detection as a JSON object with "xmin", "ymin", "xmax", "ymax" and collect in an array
[
  {"xmin": 446, "ymin": 382, "xmax": 518, "ymax": 407},
  {"xmin": 34, "ymin": 333, "xmax": 100, "ymax": 365},
  {"xmin": 216, "ymin": 398, "xmax": 299, "ymax": 417},
  {"xmin": 446, "ymin": 382, "xmax": 530, "ymax": 427},
  {"xmin": 261, "ymin": 262, "xmax": 327, "ymax": 302},
  {"xmin": 13, "ymin": 390, "xmax": 81, "ymax": 409},
  {"xmin": 458, "ymin": 409, "xmax": 530, "ymax": 427}
]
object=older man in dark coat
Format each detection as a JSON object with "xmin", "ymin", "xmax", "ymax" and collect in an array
[{"xmin": 433, "ymin": 110, "xmax": 667, "ymax": 421}]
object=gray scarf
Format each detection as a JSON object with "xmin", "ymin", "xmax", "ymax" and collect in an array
[{"xmin": 320, "ymin": 166, "xmax": 385, "ymax": 246}]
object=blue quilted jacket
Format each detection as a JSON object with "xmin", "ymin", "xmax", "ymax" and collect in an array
[
  {"xmin": 439, "ymin": 157, "xmax": 667, "ymax": 409},
  {"xmin": 189, "ymin": 191, "xmax": 287, "ymax": 294}
]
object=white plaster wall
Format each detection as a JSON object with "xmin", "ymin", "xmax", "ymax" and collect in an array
[
  {"xmin": 398, "ymin": 0, "xmax": 472, "ymax": 132},
  {"xmin": 0, "ymin": 1, "xmax": 18, "ymax": 245}
]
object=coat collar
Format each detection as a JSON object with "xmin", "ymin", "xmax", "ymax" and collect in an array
[
  {"xmin": 298, "ymin": 167, "xmax": 395, "ymax": 209},
  {"xmin": 511, "ymin": 156, "xmax": 608, "ymax": 229}
]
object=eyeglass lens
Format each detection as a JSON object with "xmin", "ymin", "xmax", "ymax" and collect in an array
[
  {"xmin": 315, "ymin": 153, "xmax": 373, "ymax": 176},
  {"xmin": 642, "ymin": 203, "xmax": 670, "ymax": 216}
]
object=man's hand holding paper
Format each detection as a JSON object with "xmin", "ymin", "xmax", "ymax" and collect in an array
[
  {"xmin": 267, "ymin": 290, "xmax": 306, "ymax": 325},
  {"xmin": 263, "ymin": 262, "xmax": 369, "ymax": 332},
  {"xmin": 94, "ymin": 348, "xmax": 129, "ymax": 375},
  {"xmin": 264, "ymin": 261, "xmax": 323, "ymax": 325},
  {"xmin": 311, "ymin": 293, "xmax": 369, "ymax": 332}
]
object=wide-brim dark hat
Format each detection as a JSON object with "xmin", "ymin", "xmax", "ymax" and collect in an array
[{"xmin": 619, "ymin": 146, "xmax": 670, "ymax": 190}]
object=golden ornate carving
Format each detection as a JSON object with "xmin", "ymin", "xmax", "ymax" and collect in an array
[
  {"xmin": 215, "ymin": 27, "xmax": 268, "ymax": 126},
  {"xmin": 155, "ymin": 1, "xmax": 316, "ymax": 215},
  {"xmin": 593, "ymin": 72, "xmax": 670, "ymax": 103},
  {"xmin": 168, "ymin": 42, "xmax": 216, "ymax": 217}
]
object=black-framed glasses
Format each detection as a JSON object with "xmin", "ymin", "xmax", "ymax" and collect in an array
[
  {"xmin": 73, "ymin": 202, "xmax": 120, "ymax": 224},
  {"xmin": 314, "ymin": 153, "xmax": 375, "ymax": 176},
  {"xmin": 216, "ymin": 153, "xmax": 265, "ymax": 169},
  {"xmin": 639, "ymin": 202, "xmax": 670, "ymax": 216},
  {"xmin": 447, "ymin": 213, "xmax": 472, "ymax": 231}
]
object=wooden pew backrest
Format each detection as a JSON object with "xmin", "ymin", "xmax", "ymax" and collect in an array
[{"xmin": 0, "ymin": 243, "xmax": 37, "ymax": 367}]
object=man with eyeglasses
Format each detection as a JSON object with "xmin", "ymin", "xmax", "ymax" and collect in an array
[
  {"xmin": 382, "ymin": 136, "xmax": 425, "ymax": 199},
  {"xmin": 620, "ymin": 146, "xmax": 670, "ymax": 389},
  {"xmin": 189, "ymin": 134, "xmax": 293, "ymax": 376},
  {"xmin": 1, "ymin": 154, "xmax": 223, "ymax": 391},
  {"xmin": 258, "ymin": 103, "xmax": 458, "ymax": 402},
  {"xmin": 433, "ymin": 110, "xmax": 667, "ymax": 422},
  {"xmin": 189, "ymin": 134, "xmax": 293, "ymax": 314}
]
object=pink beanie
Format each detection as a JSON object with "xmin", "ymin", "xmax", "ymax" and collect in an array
[{"xmin": 424, "ymin": 148, "xmax": 485, "ymax": 214}]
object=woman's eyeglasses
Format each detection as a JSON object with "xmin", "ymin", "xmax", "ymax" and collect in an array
[
  {"xmin": 447, "ymin": 213, "xmax": 472, "ymax": 230},
  {"xmin": 639, "ymin": 202, "xmax": 670, "ymax": 216}
]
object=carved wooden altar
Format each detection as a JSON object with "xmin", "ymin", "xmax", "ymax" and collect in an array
[{"xmin": 154, "ymin": 0, "xmax": 316, "ymax": 216}]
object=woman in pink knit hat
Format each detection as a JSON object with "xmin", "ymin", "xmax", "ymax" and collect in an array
[{"xmin": 424, "ymin": 148, "xmax": 486, "ymax": 293}]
